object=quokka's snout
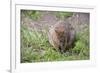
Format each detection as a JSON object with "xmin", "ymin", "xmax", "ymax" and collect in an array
[{"xmin": 48, "ymin": 21, "xmax": 75, "ymax": 53}]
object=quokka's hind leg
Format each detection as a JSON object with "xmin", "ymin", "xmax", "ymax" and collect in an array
[
  {"xmin": 58, "ymin": 46, "xmax": 66, "ymax": 54},
  {"xmin": 58, "ymin": 46, "xmax": 62, "ymax": 54},
  {"xmin": 53, "ymin": 47, "xmax": 59, "ymax": 52}
]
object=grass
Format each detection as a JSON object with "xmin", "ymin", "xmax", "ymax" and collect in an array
[
  {"xmin": 55, "ymin": 12, "xmax": 73, "ymax": 19},
  {"xmin": 21, "ymin": 10, "xmax": 42, "ymax": 20},
  {"xmin": 21, "ymin": 10, "xmax": 73, "ymax": 21},
  {"xmin": 21, "ymin": 24, "xmax": 90, "ymax": 63}
]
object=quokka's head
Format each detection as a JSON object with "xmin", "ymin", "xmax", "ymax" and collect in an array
[
  {"xmin": 55, "ymin": 26, "xmax": 65, "ymax": 39},
  {"xmin": 54, "ymin": 25, "xmax": 66, "ymax": 53},
  {"xmin": 54, "ymin": 21, "xmax": 69, "ymax": 38}
]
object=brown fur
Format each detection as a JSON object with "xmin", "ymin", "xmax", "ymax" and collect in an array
[{"xmin": 48, "ymin": 21, "xmax": 75, "ymax": 53}]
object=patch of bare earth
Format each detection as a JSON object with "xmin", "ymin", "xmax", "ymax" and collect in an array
[{"xmin": 21, "ymin": 11, "xmax": 89, "ymax": 34}]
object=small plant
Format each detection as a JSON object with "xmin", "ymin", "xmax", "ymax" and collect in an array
[
  {"xmin": 21, "ymin": 24, "xmax": 90, "ymax": 63},
  {"xmin": 55, "ymin": 12, "xmax": 73, "ymax": 19},
  {"xmin": 21, "ymin": 10, "xmax": 41, "ymax": 20},
  {"xmin": 72, "ymin": 26, "xmax": 90, "ymax": 59}
]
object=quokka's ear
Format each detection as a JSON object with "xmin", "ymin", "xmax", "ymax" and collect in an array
[
  {"xmin": 55, "ymin": 28, "xmax": 59, "ymax": 33},
  {"xmin": 55, "ymin": 28, "xmax": 64, "ymax": 34}
]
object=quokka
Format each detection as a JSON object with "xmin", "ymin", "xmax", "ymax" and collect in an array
[{"xmin": 48, "ymin": 21, "xmax": 75, "ymax": 53}]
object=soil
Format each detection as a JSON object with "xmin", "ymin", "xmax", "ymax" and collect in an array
[{"xmin": 21, "ymin": 11, "xmax": 89, "ymax": 33}]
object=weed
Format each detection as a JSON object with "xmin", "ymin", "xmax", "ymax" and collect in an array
[
  {"xmin": 55, "ymin": 12, "xmax": 73, "ymax": 19},
  {"xmin": 21, "ymin": 24, "xmax": 89, "ymax": 63}
]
